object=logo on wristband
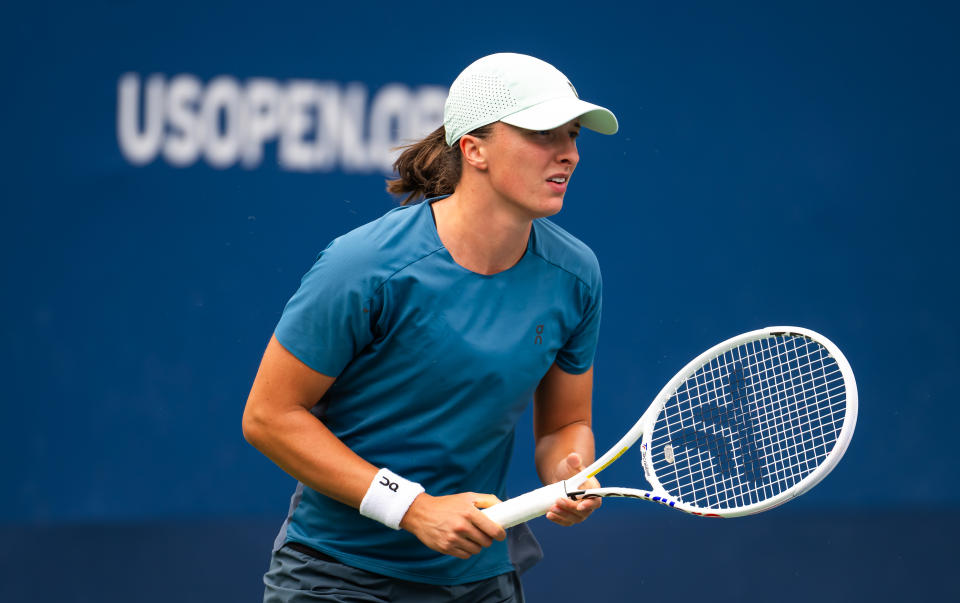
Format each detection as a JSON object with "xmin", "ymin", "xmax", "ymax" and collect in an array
[
  {"xmin": 361, "ymin": 469, "xmax": 424, "ymax": 529},
  {"xmin": 380, "ymin": 475, "xmax": 399, "ymax": 492}
]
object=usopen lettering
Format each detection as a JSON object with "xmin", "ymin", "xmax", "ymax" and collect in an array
[{"xmin": 117, "ymin": 73, "xmax": 446, "ymax": 172}]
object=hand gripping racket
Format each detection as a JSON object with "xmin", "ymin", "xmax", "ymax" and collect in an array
[{"xmin": 483, "ymin": 326, "xmax": 857, "ymax": 527}]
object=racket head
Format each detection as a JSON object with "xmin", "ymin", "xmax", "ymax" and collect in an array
[{"xmin": 638, "ymin": 326, "xmax": 857, "ymax": 517}]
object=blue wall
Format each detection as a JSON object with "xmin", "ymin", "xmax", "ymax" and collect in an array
[{"xmin": 2, "ymin": 1, "xmax": 958, "ymax": 600}]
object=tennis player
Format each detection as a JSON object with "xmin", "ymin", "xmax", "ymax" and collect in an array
[{"xmin": 243, "ymin": 52, "xmax": 619, "ymax": 602}]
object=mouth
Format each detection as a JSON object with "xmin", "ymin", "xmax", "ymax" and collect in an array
[
  {"xmin": 546, "ymin": 175, "xmax": 569, "ymax": 193},
  {"xmin": 547, "ymin": 176, "xmax": 568, "ymax": 195}
]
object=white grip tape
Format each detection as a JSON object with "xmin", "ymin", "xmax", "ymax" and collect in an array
[
  {"xmin": 359, "ymin": 468, "xmax": 425, "ymax": 530},
  {"xmin": 481, "ymin": 481, "xmax": 568, "ymax": 529}
]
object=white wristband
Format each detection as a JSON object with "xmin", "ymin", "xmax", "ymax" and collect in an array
[{"xmin": 358, "ymin": 468, "xmax": 425, "ymax": 530}]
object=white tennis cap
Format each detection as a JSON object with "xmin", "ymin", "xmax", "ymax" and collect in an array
[{"xmin": 443, "ymin": 53, "xmax": 619, "ymax": 146}]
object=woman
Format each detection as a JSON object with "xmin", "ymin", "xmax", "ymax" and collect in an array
[{"xmin": 243, "ymin": 52, "xmax": 618, "ymax": 602}]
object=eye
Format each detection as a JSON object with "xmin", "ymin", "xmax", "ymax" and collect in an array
[{"xmin": 525, "ymin": 130, "xmax": 554, "ymax": 143}]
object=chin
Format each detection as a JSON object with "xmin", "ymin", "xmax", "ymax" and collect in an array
[
  {"xmin": 536, "ymin": 197, "xmax": 564, "ymax": 218},
  {"xmin": 507, "ymin": 193, "xmax": 564, "ymax": 220}
]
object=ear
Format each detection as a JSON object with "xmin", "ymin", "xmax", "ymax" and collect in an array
[{"xmin": 459, "ymin": 134, "xmax": 489, "ymax": 171}]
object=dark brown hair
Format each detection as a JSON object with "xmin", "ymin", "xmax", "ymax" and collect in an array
[{"xmin": 386, "ymin": 125, "xmax": 494, "ymax": 205}]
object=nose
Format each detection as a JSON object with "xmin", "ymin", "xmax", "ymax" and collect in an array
[{"xmin": 557, "ymin": 135, "xmax": 579, "ymax": 167}]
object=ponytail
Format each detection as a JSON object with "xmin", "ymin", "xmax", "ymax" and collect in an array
[{"xmin": 386, "ymin": 125, "xmax": 493, "ymax": 205}]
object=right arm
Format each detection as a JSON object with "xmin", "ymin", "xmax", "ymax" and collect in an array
[{"xmin": 242, "ymin": 335, "xmax": 505, "ymax": 558}]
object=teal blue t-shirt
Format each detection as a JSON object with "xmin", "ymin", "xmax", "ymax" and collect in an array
[{"xmin": 273, "ymin": 198, "xmax": 602, "ymax": 585}]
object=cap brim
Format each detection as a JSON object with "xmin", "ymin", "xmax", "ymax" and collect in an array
[{"xmin": 499, "ymin": 96, "xmax": 618, "ymax": 135}]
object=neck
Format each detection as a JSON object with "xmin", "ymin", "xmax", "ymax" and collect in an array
[{"xmin": 431, "ymin": 188, "xmax": 532, "ymax": 276}]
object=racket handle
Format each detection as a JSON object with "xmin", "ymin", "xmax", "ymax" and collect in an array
[{"xmin": 481, "ymin": 481, "xmax": 568, "ymax": 529}]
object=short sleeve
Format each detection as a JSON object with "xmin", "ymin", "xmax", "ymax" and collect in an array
[
  {"xmin": 554, "ymin": 275, "xmax": 602, "ymax": 374},
  {"xmin": 274, "ymin": 241, "xmax": 379, "ymax": 377}
]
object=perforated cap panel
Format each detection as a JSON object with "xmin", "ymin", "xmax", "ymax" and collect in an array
[{"xmin": 444, "ymin": 74, "xmax": 518, "ymax": 142}]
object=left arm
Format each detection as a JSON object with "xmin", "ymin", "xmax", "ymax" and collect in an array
[{"xmin": 533, "ymin": 363, "xmax": 602, "ymax": 526}]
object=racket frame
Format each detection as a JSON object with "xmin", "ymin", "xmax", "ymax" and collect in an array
[{"xmin": 482, "ymin": 326, "xmax": 857, "ymax": 527}]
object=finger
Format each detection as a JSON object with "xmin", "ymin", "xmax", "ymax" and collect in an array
[
  {"xmin": 448, "ymin": 546, "xmax": 472, "ymax": 560},
  {"xmin": 556, "ymin": 452, "xmax": 583, "ymax": 481},
  {"xmin": 447, "ymin": 506, "xmax": 498, "ymax": 548},
  {"xmin": 566, "ymin": 495, "xmax": 600, "ymax": 514},
  {"xmin": 471, "ymin": 493, "xmax": 503, "ymax": 510},
  {"xmin": 446, "ymin": 520, "xmax": 487, "ymax": 556},
  {"xmin": 581, "ymin": 475, "xmax": 601, "ymax": 488},
  {"xmin": 571, "ymin": 474, "xmax": 601, "ymax": 491},
  {"xmin": 554, "ymin": 496, "xmax": 584, "ymax": 511},
  {"xmin": 468, "ymin": 493, "xmax": 507, "ymax": 541},
  {"xmin": 455, "ymin": 537, "xmax": 484, "ymax": 556},
  {"xmin": 458, "ymin": 523, "xmax": 494, "ymax": 549},
  {"xmin": 545, "ymin": 507, "xmax": 578, "ymax": 527},
  {"xmin": 549, "ymin": 498, "xmax": 597, "ymax": 524},
  {"xmin": 575, "ymin": 496, "xmax": 602, "ymax": 513},
  {"xmin": 549, "ymin": 499, "xmax": 580, "ymax": 518},
  {"xmin": 473, "ymin": 511, "xmax": 507, "ymax": 542}
]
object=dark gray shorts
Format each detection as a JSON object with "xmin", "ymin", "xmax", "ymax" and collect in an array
[{"xmin": 263, "ymin": 543, "xmax": 525, "ymax": 603}]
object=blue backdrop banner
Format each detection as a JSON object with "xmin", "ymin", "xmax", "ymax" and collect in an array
[{"xmin": 1, "ymin": 1, "xmax": 958, "ymax": 601}]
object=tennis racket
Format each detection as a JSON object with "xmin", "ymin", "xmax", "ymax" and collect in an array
[{"xmin": 482, "ymin": 326, "xmax": 857, "ymax": 527}]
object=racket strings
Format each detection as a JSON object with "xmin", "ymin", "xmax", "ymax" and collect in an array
[
  {"xmin": 704, "ymin": 337, "xmax": 840, "ymax": 505},
  {"xmin": 649, "ymin": 334, "xmax": 847, "ymax": 510},
  {"xmin": 699, "ymin": 338, "xmax": 839, "ymax": 506}
]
